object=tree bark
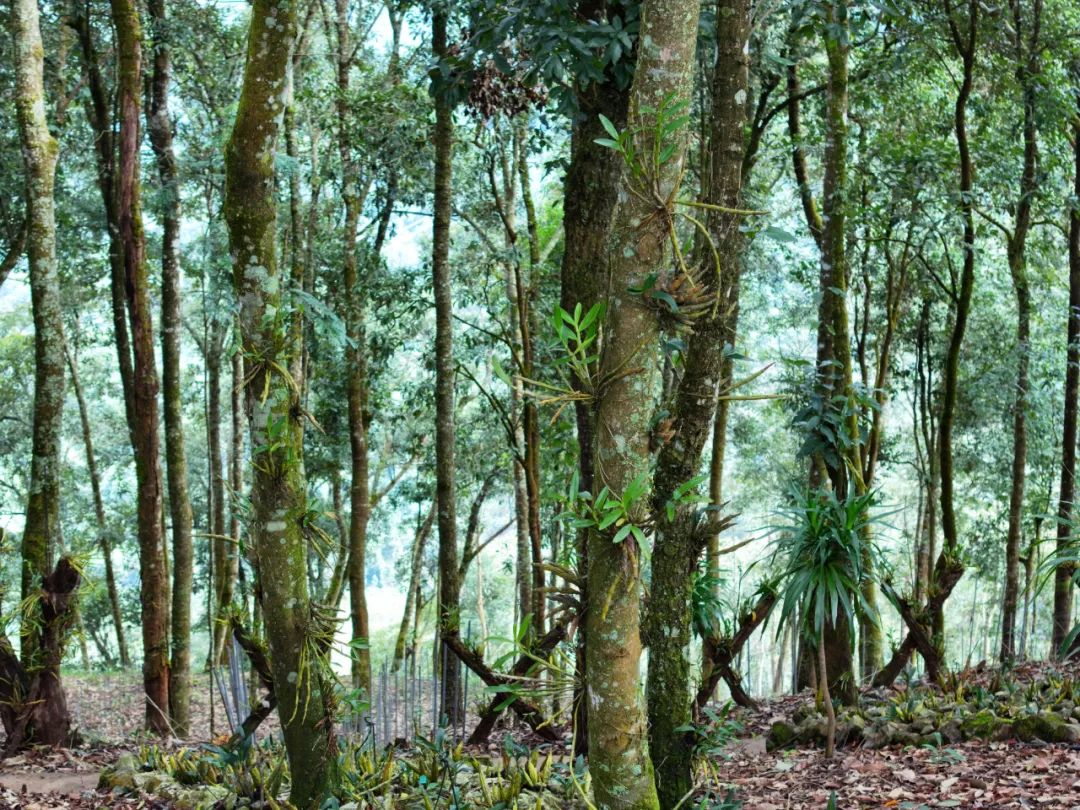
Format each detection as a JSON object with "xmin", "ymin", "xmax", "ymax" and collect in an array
[
  {"xmin": 146, "ymin": 0, "xmax": 193, "ymax": 734},
  {"xmin": 644, "ymin": 0, "xmax": 749, "ymax": 800},
  {"xmin": 1056, "ymin": 61, "xmax": 1080, "ymax": 654},
  {"xmin": 12, "ymin": 0, "xmax": 63, "ymax": 668},
  {"xmin": 559, "ymin": 1, "xmax": 631, "ymax": 757},
  {"xmin": 934, "ymin": 0, "xmax": 978, "ymax": 641},
  {"xmin": 0, "ymin": 558, "xmax": 80, "ymax": 754},
  {"xmin": 430, "ymin": 9, "xmax": 463, "ymax": 727},
  {"xmin": 587, "ymin": 0, "xmax": 701, "ymax": 805},
  {"xmin": 109, "ymin": 0, "xmax": 171, "ymax": 734},
  {"xmin": 223, "ymin": 0, "xmax": 335, "ymax": 801}
]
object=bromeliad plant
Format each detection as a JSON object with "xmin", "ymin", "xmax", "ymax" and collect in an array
[{"xmin": 769, "ymin": 486, "xmax": 883, "ymax": 757}]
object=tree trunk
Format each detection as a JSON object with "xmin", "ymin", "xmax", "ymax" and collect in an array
[
  {"xmin": 64, "ymin": 341, "xmax": 129, "ymax": 665},
  {"xmin": 13, "ymin": 0, "xmax": 63, "ymax": 667},
  {"xmin": 146, "ymin": 0, "xmax": 193, "ymax": 734},
  {"xmin": 0, "ymin": 559, "xmax": 80, "ymax": 754},
  {"xmin": 207, "ymin": 325, "xmax": 230, "ymax": 665},
  {"xmin": 559, "ymin": 2, "xmax": 631, "ymax": 756},
  {"xmin": 645, "ymin": 0, "xmax": 749, "ymax": 801},
  {"xmin": 109, "ymin": 0, "xmax": 171, "ymax": 735},
  {"xmin": 392, "ymin": 506, "xmax": 435, "ymax": 672},
  {"xmin": 587, "ymin": 1, "xmax": 701, "ymax": 805},
  {"xmin": 1053, "ymin": 58, "xmax": 1079, "ymax": 657},
  {"xmin": 332, "ymin": 0, "xmax": 373, "ymax": 696},
  {"xmin": 932, "ymin": 0, "xmax": 979, "ymax": 646},
  {"xmin": 430, "ymin": 9, "xmax": 463, "ymax": 728},
  {"xmin": 223, "ymin": 0, "xmax": 335, "ymax": 801}
]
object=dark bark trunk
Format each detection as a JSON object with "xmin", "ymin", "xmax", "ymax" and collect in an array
[
  {"xmin": 559, "ymin": 1, "xmax": 631, "ymax": 756},
  {"xmin": 645, "ymin": 0, "xmax": 749, "ymax": 800},
  {"xmin": 1056, "ymin": 62, "xmax": 1080, "ymax": 654},
  {"xmin": 431, "ymin": 10, "xmax": 463, "ymax": 727},
  {"xmin": 110, "ymin": 0, "xmax": 171, "ymax": 734},
  {"xmin": 146, "ymin": 0, "xmax": 193, "ymax": 733}
]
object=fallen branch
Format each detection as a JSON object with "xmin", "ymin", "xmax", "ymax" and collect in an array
[
  {"xmin": 467, "ymin": 622, "xmax": 568, "ymax": 744},
  {"xmin": 443, "ymin": 632, "xmax": 561, "ymax": 743},
  {"xmin": 695, "ymin": 590, "xmax": 777, "ymax": 712},
  {"xmin": 873, "ymin": 554, "xmax": 964, "ymax": 688},
  {"xmin": 226, "ymin": 618, "xmax": 276, "ymax": 747}
]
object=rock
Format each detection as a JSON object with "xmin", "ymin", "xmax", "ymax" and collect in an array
[
  {"xmin": 939, "ymin": 719, "xmax": 963, "ymax": 744},
  {"xmin": 767, "ymin": 720, "xmax": 797, "ymax": 750},
  {"xmin": 1014, "ymin": 711, "xmax": 1080, "ymax": 743},
  {"xmin": 961, "ymin": 709, "xmax": 1007, "ymax": 740}
]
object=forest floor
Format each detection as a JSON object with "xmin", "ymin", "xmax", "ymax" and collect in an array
[{"xmin": 2, "ymin": 667, "xmax": 1080, "ymax": 808}]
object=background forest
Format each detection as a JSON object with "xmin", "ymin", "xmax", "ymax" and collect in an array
[{"xmin": 2, "ymin": 0, "xmax": 1080, "ymax": 806}]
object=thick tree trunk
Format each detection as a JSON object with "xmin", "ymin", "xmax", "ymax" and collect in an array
[
  {"xmin": 430, "ymin": 10, "xmax": 463, "ymax": 727},
  {"xmin": 224, "ymin": 0, "xmax": 335, "ymax": 802},
  {"xmin": 587, "ymin": 1, "xmax": 700, "ymax": 806},
  {"xmin": 109, "ymin": 0, "xmax": 171, "ymax": 734},
  {"xmin": 645, "ymin": 0, "xmax": 749, "ymax": 801},
  {"xmin": 0, "ymin": 558, "xmax": 80, "ymax": 754},
  {"xmin": 13, "ymin": 0, "xmax": 63, "ymax": 667},
  {"xmin": 560, "ymin": 2, "xmax": 631, "ymax": 758},
  {"xmin": 146, "ymin": 0, "xmax": 193, "ymax": 734}
]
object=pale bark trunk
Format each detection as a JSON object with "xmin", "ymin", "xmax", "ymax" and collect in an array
[
  {"xmin": 13, "ymin": 0, "xmax": 63, "ymax": 671},
  {"xmin": 587, "ymin": 1, "xmax": 700, "ymax": 806},
  {"xmin": 224, "ymin": 0, "xmax": 335, "ymax": 800}
]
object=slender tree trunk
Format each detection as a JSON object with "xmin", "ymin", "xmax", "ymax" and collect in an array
[
  {"xmin": 928, "ymin": 0, "xmax": 978, "ymax": 665},
  {"xmin": 332, "ymin": 0, "xmax": 374, "ymax": 696},
  {"xmin": 588, "ymin": 1, "xmax": 701, "ymax": 805},
  {"xmin": 110, "ymin": 0, "xmax": 170, "ymax": 733},
  {"xmin": 224, "ymin": 0, "xmax": 334, "ymax": 801},
  {"xmin": 392, "ymin": 506, "xmax": 435, "ymax": 671},
  {"xmin": 206, "ymin": 326, "xmax": 230, "ymax": 665},
  {"xmin": 818, "ymin": 640, "xmax": 835, "ymax": 758},
  {"xmin": 229, "ymin": 328, "xmax": 243, "ymax": 617},
  {"xmin": 13, "ymin": 0, "xmax": 63, "ymax": 668},
  {"xmin": 64, "ymin": 342, "xmax": 129, "ymax": 665},
  {"xmin": 430, "ymin": 10, "xmax": 463, "ymax": 727},
  {"xmin": 1052, "ymin": 61, "xmax": 1080, "ymax": 656},
  {"xmin": 146, "ymin": 0, "xmax": 193, "ymax": 733},
  {"xmin": 645, "ymin": 0, "xmax": 748, "ymax": 801}
]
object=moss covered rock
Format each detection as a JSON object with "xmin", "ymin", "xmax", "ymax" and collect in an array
[
  {"xmin": 1014, "ymin": 711, "xmax": 1080, "ymax": 743},
  {"xmin": 767, "ymin": 720, "xmax": 798, "ymax": 750},
  {"xmin": 961, "ymin": 709, "xmax": 1008, "ymax": 740}
]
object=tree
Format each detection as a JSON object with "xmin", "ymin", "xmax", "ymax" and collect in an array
[
  {"xmin": 431, "ymin": 5, "xmax": 463, "ymax": 726},
  {"xmin": 1054, "ymin": 58, "xmax": 1080, "ymax": 654},
  {"xmin": 644, "ymin": 0, "xmax": 750, "ymax": 800},
  {"xmin": 998, "ymin": 0, "xmax": 1042, "ymax": 663},
  {"xmin": 146, "ymin": 0, "xmax": 194, "ymax": 733},
  {"xmin": 12, "ymin": 0, "xmax": 62, "ymax": 639},
  {"xmin": 13, "ymin": 0, "xmax": 64, "ymax": 670},
  {"xmin": 223, "ymin": 0, "xmax": 336, "ymax": 801},
  {"xmin": 584, "ymin": 0, "xmax": 701, "ymax": 804},
  {"xmin": 108, "ymin": 0, "xmax": 171, "ymax": 734}
]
